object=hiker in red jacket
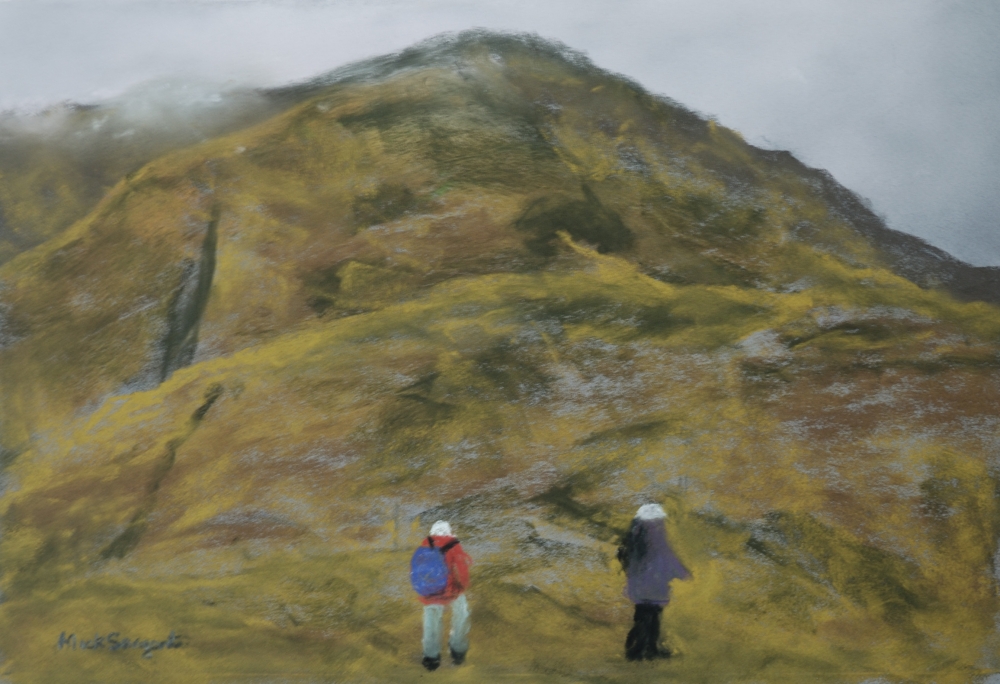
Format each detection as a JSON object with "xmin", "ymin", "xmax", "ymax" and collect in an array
[{"xmin": 412, "ymin": 520, "xmax": 472, "ymax": 671}]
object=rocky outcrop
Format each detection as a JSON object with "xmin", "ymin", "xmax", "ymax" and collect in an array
[{"xmin": 158, "ymin": 205, "xmax": 219, "ymax": 382}]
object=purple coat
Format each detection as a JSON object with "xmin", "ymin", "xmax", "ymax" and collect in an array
[{"xmin": 619, "ymin": 518, "xmax": 691, "ymax": 605}]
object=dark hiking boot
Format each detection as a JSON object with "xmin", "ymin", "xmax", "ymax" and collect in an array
[
  {"xmin": 450, "ymin": 647, "xmax": 466, "ymax": 665},
  {"xmin": 422, "ymin": 656, "xmax": 441, "ymax": 671},
  {"xmin": 625, "ymin": 623, "xmax": 645, "ymax": 661}
]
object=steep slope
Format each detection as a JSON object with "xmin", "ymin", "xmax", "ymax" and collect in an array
[
  {"xmin": 1, "ymin": 31, "xmax": 999, "ymax": 683},
  {"xmin": 0, "ymin": 85, "xmax": 293, "ymax": 265},
  {"xmin": 3, "ymin": 32, "xmax": 994, "ymax": 454}
]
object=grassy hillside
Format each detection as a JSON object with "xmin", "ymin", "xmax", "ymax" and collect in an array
[
  {"xmin": 0, "ymin": 86, "xmax": 289, "ymax": 265},
  {"xmin": 1, "ymin": 32, "xmax": 998, "ymax": 682}
]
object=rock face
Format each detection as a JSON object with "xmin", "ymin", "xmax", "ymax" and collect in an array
[{"xmin": 1, "ymin": 31, "xmax": 998, "ymax": 682}]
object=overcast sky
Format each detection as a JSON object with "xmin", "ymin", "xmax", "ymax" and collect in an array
[{"xmin": 1, "ymin": 0, "xmax": 998, "ymax": 265}]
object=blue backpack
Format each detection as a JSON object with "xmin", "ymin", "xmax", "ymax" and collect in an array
[{"xmin": 410, "ymin": 537, "xmax": 459, "ymax": 597}]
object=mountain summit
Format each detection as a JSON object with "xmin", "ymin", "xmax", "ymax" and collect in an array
[{"xmin": 1, "ymin": 31, "xmax": 998, "ymax": 682}]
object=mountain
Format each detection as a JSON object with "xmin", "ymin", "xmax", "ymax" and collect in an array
[
  {"xmin": 1, "ymin": 31, "xmax": 998, "ymax": 683},
  {"xmin": 0, "ymin": 82, "xmax": 295, "ymax": 266}
]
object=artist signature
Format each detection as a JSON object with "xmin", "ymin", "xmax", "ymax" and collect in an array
[{"xmin": 57, "ymin": 631, "xmax": 182, "ymax": 658}]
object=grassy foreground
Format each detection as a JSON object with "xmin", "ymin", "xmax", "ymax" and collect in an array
[{"xmin": 3, "ymin": 241, "xmax": 999, "ymax": 681}]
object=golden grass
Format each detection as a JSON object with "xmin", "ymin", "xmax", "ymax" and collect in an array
[{"xmin": 2, "ymin": 35, "xmax": 999, "ymax": 682}]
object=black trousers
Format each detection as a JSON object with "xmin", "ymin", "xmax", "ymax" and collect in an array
[{"xmin": 625, "ymin": 603, "xmax": 665, "ymax": 660}]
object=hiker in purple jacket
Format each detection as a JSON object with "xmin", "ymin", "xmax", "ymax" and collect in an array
[{"xmin": 616, "ymin": 503, "xmax": 691, "ymax": 661}]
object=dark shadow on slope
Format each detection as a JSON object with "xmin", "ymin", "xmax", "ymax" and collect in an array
[
  {"xmin": 301, "ymin": 264, "xmax": 342, "ymax": 316},
  {"xmin": 515, "ymin": 184, "xmax": 634, "ymax": 257},
  {"xmin": 471, "ymin": 338, "xmax": 553, "ymax": 402},
  {"xmin": 158, "ymin": 205, "xmax": 220, "ymax": 382},
  {"xmin": 361, "ymin": 390, "xmax": 456, "ymax": 480},
  {"xmin": 0, "ymin": 444, "xmax": 20, "ymax": 473},
  {"xmin": 576, "ymin": 420, "xmax": 676, "ymax": 447},
  {"xmin": 745, "ymin": 511, "xmax": 926, "ymax": 629},
  {"xmin": 352, "ymin": 183, "xmax": 418, "ymax": 228},
  {"xmin": 100, "ymin": 383, "xmax": 224, "ymax": 560},
  {"xmin": 529, "ymin": 483, "xmax": 620, "ymax": 543}
]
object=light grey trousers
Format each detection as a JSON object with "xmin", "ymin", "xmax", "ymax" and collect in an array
[{"xmin": 422, "ymin": 593, "xmax": 470, "ymax": 658}]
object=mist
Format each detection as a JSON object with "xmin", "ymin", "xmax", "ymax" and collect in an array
[{"xmin": 1, "ymin": 0, "xmax": 998, "ymax": 265}]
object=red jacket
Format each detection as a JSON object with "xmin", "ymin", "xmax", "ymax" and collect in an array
[{"xmin": 417, "ymin": 535, "xmax": 471, "ymax": 605}]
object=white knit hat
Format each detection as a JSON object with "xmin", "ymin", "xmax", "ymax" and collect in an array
[
  {"xmin": 635, "ymin": 503, "xmax": 667, "ymax": 520},
  {"xmin": 429, "ymin": 520, "xmax": 453, "ymax": 536}
]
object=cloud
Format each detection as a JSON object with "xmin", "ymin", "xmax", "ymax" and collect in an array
[{"xmin": 1, "ymin": 0, "xmax": 998, "ymax": 264}]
